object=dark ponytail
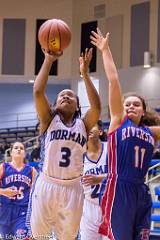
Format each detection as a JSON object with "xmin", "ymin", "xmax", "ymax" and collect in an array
[{"xmin": 97, "ymin": 120, "xmax": 108, "ymax": 141}]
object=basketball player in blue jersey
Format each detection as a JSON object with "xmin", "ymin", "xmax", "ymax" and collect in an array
[
  {"xmin": 80, "ymin": 120, "xmax": 108, "ymax": 240},
  {"xmin": 0, "ymin": 141, "xmax": 37, "ymax": 240},
  {"xmin": 90, "ymin": 29, "xmax": 160, "ymax": 240},
  {"xmin": 30, "ymin": 48, "xmax": 101, "ymax": 240}
]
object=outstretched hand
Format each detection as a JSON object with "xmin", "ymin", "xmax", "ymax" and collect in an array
[
  {"xmin": 79, "ymin": 48, "xmax": 93, "ymax": 77},
  {"xmin": 90, "ymin": 28, "xmax": 110, "ymax": 52}
]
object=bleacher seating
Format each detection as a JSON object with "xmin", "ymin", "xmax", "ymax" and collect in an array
[
  {"xmin": 155, "ymin": 186, "xmax": 160, "ymax": 201},
  {"xmin": 145, "ymin": 159, "xmax": 160, "ymax": 184},
  {"xmin": 0, "ymin": 126, "xmax": 39, "ymax": 145},
  {"xmin": 0, "ymin": 125, "xmax": 40, "ymax": 162},
  {"xmin": 150, "ymin": 186, "xmax": 160, "ymax": 238},
  {"xmin": 150, "ymin": 159, "xmax": 160, "ymax": 167},
  {"xmin": 149, "ymin": 159, "xmax": 160, "ymax": 176},
  {"xmin": 145, "ymin": 158, "xmax": 160, "ymax": 239}
]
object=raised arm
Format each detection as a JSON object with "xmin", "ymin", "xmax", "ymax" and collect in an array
[
  {"xmin": 90, "ymin": 28, "xmax": 125, "ymax": 131},
  {"xmin": 33, "ymin": 50, "xmax": 61, "ymax": 134},
  {"xmin": 79, "ymin": 48, "xmax": 101, "ymax": 133}
]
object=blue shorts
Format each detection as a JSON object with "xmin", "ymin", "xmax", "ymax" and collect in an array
[
  {"xmin": 99, "ymin": 178, "xmax": 152, "ymax": 240},
  {"xmin": 0, "ymin": 204, "xmax": 29, "ymax": 239}
]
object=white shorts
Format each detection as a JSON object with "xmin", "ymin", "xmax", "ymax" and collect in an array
[
  {"xmin": 80, "ymin": 198, "xmax": 109, "ymax": 240},
  {"xmin": 30, "ymin": 172, "xmax": 84, "ymax": 240}
]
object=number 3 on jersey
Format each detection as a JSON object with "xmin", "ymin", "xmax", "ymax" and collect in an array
[{"xmin": 59, "ymin": 147, "xmax": 71, "ymax": 167}]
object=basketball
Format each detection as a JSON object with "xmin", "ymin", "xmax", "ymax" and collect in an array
[{"xmin": 38, "ymin": 19, "xmax": 71, "ymax": 52}]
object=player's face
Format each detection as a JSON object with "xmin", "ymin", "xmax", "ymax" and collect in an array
[
  {"xmin": 123, "ymin": 96, "xmax": 144, "ymax": 124},
  {"xmin": 56, "ymin": 89, "xmax": 78, "ymax": 113},
  {"xmin": 88, "ymin": 125, "xmax": 101, "ymax": 141},
  {"xmin": 11, "ymin": 142, "xmax": 25, "ymax": 160}
]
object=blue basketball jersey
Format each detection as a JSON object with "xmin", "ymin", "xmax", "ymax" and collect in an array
[
  {"xmin": 99, "ymin": 116, "xmax": 154, "ymax": 239},
  {"xmin": 108, "ymin": 116, "xmax": 154, "ymax": 182},
  {"xmin": 0, "ymin": 162, "xmax": 33, "ymax": 206}
]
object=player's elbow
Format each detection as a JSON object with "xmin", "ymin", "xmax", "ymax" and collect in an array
[{"xmin": 33, "ymin": 84, "xmax": 44, "ymax": 97}]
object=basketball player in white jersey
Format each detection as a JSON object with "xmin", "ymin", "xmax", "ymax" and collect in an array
[
  {"xmin": 80, "ymin": 120, "xmax": 108, "ymax": 240},
  {"xmin": 30, "ymin": 48, "xmax": 101, "ymax": 240}
]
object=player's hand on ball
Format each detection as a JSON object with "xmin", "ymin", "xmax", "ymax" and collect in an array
[{"xmin": 42, "ymin": 48, "xmax": 63, "ymax": 62}]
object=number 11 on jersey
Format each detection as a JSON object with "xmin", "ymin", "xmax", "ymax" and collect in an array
[{"xmin": 134, "ymin": 145, "xmax": 146, "ymax": 169}]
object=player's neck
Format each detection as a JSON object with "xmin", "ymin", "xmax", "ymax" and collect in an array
[
  {"xmin": 88, "ymin": 139, "xmax": 101, "ymax": 151},
  {"xmin": 59, "ymin": 112, "xmax": 75, "ymax": 126},
  {"xmin": 10, "ymin": 159, "xmax": 24, "ymax": 170},
  {"xmin": 87, "ymin": 143, "xmax": 102, "ymax": 162}
]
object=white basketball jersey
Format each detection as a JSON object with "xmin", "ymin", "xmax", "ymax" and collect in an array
[
  {"xmin": 83, "ymin": 142, "xmax": 108, "ymax": 204},
  {"xmin": 41, "ymin": 114, "xmax": 87, "ymax": 179}
]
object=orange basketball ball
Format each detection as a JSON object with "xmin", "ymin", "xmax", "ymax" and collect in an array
[{"xmin": 38, "ymin": 19, "xmax": 71, "ymax": 52}]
